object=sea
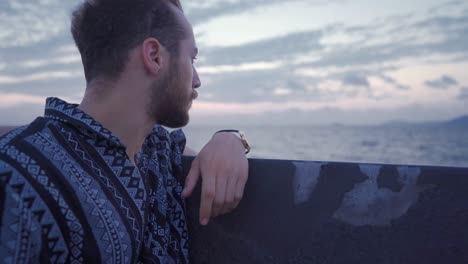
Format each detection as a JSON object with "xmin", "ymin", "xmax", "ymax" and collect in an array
[{"xmin": 183, "ymin": 125, "xmax": 468, "ymax": 168}]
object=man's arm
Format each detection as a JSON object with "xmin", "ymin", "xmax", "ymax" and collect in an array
[
  {"xmin": 1, "ymin": 126, "xmax": 249, "ymax": 227},
  {"xmin": 181, "ymin": 132, "xmax": 249, "ymax": 226}
]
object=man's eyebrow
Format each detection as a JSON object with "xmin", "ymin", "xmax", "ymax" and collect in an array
[{"xmin": 194, "ymin": 47, "xmax": 198, "ymax": 56}]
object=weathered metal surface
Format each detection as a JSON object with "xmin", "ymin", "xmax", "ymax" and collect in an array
[{"xmin": 182, "ymin": 157, "xmax": 468, "ymax": 264}]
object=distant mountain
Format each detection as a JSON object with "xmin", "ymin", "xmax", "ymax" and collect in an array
[
  {"xmin": 381, "ymin": 120, "xmax": 420, "ymax": 127},
  {"xmin": 380, "ymin": 119, "xmax": 438, "ymax": 127},
  {"xmin": 443, "ymin": 115, "xmax": 468, "ymax": 127},
  {"xmin": 380, "ymin": 115, "xmax": 468, "ymax": 127}
]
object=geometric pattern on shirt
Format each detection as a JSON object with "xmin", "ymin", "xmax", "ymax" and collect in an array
[
  {"xmin": 0, "ymin": 146, "xmax": 78, "ymax": 263},
  {"xmin": 0, "ymin": 97, "xmax": 189, "ymax": 263},
  {"xmin": 57, "ymin": 126, "xmax": 144, "ymax": 253},
  {"xmin": 138, "ymin": 125, "xmax": 189, "ymax": 263},
  {"xmin": 26, "ymin": 131, "xmax": 130, "ymax": 264}
]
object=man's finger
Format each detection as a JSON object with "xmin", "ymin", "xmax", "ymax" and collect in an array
[
  {"xmin": 223, "ymin": 174, "xmax": 236, "ymax": 213},
  {"xmin": 220, "ymin": 207, "xmax": 233, "ymax": 215},
  {"xmin": 199, "ymin": 173, "xmax": 216, "ymax": 225},
  {"xmin": 212, "ymin": 173, "xmax": 228, "ymax": 218},
  {"xmin": 182, "ymin": 158, "xmax": 200, "ymax": 198},
  {"xmin": 232, "ymin": 174, "xmax": 247, "ymax": 209}
]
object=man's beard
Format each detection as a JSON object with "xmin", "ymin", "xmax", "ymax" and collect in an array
[{"xmin": 147, "ymin": 63, "xmax": 192, "ymax": 128}]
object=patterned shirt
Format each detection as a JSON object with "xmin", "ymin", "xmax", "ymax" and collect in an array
[{"xmin": 0, "ymin": 97, "xmax": 189, "ymax": 263}]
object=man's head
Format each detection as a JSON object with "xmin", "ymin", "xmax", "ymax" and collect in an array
[{"xmin": 71, "ymin": 0, "xmax": 201, "ymax": 128}]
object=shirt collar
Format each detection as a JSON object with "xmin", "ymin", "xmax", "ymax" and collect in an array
[
  {"xmin": 152, "ymin": 125, "xmax": 186, "ymax": 161},
  {"xmin": 44, "ymin": 97, "xmax": 126, "ymax": 148},
  {"xmin": 44, "ymin": 97, "xmax": 186, "ymax": 153}
]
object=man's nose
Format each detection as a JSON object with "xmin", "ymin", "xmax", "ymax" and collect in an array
[{"xmin": 193, "ymin": 67, "xmax": 201, "ymax": 89}]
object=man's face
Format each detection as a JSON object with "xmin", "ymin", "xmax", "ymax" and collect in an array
[{"xmin": 147, "ymin": 7, "xmax": 201, "ymax": 128}]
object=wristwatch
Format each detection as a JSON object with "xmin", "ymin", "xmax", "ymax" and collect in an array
[{"xmin": 215, "ymin": 129, "xmax": 251, "ymax": 154}]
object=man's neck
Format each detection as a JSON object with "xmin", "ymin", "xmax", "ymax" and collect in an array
[{"xmin": 77, "ymin": 87, "xmax": 154, "ymax": 165}]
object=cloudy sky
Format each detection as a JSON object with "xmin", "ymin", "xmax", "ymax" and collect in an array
[{"xmin": 0, "ymin": 0, "xmax": 467, "ymax": 126}]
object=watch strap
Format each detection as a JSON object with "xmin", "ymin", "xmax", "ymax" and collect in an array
[{"xmin": 215, "ymin": 129, "xmax": 251, "ymax": 154}]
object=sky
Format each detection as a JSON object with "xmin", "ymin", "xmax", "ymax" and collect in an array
[{"xmin": 0, "ymin": 0, "xmax": 467, "ymax": 126}]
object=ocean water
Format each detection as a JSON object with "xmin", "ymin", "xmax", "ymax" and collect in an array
[{"xmin": 183, "ymin": 125, "xmax": 468, "ymax": 168}]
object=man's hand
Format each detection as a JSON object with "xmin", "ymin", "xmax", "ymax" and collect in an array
[{"xmin": 181, "ymin": 132, "xmax": 248, "ymax": 226}]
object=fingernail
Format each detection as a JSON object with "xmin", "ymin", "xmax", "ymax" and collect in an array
[{"xmin": 200, "ymin": 218, "xmax": 209, "ymax": 226}]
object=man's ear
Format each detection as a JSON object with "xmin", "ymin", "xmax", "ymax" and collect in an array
[{"xmin": 141, "ymin": 38, "xmax": 166, "ymax": 75}]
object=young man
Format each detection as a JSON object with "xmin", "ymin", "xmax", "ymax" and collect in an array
[{"xmin": 0, "ymin": 0, "xmax": 249, "ymax": 262}]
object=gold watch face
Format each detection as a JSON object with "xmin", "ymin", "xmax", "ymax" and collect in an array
[{"xmin": 238, "ymin": 131, "xmax": 250, "ymax": 153}]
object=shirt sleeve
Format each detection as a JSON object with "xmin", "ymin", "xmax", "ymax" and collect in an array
[{"xmin": 0, "ymin": 163, "xmax": 42, "ymax": 263}]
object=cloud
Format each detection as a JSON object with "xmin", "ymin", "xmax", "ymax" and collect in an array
[
  {"xmin": 0, "ymin": 0, "xmax": 74, "ymax": 48},
  {"xmin": 198, "ymin": 61, "xmax": 282, "ymax": 74},
  {"xmin": 295, "ymin": 14, "xmax": 468, "ymax": 69},
  {"xmin": 186, "ymin": 0, "xmax": 285, "ymax": 25},
  {"xmin": 458, "ymin": 87, "xmax": 468, "ymax": 100},
  {"xmin": 202, "ymin": 30, "xmax": 323, "ymax": 65},
  {"xmin": 193, "ymin": 6, "xmax": 468, "ymax": 103},
  {"xmin": 0, "ymin": 70, "xmax": 83, "ymax": 85},
  {"xmin": 189, "ymin": 102, "xmax": 467, "ymax": 126},
  {"xmin": 186, "ymin": 6, "xmax": 467, "ymax": 103},
  {"xmin": 377, "ymin": 75, "xmax": 410, "ymax": 90},
  {"xmin": 272, "ymin": 88, "xmax": 292, "ymax": 96},
  {"xmin": 0, "ymin": 1, "xmax": 81, "ymax": 76},
  {"xmin": 341, "ymin": 73, "xmax": 370, "ymax": 87},
  {"xmin": 424, "ymin": 75, "xmax": 458, "ymax": 89},
  {"xmin": 196, "ymin": 69, "xmax": 315, "ymax": 103},
  {"xmin": 195, "ymin": 65, "xmax": 408, "ymax": 104},
  {"xmin": 15, "ymin": 55, "xmax": 81, "ymax": 70},
  {"xmin": 195, "ymin": 57, "xmax": 434, "ymax": 103},
  {"xmin": 0, "ymin": 91, "xmax": 45, "ymax": 108},
  {"xmin": 185, "ymin": 0, "xmax": 339, "ymax": 25},
  {"xmin": 0, "ymin": 91, "xmax": 80, "ymax": 109},
  {"xmin": 0, "ymin": 0, "xmax": 467, "ymax": 126}
]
